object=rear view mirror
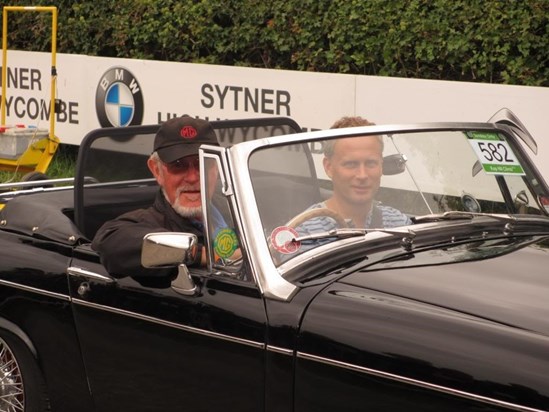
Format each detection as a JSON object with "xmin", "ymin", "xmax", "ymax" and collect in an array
[{"xmin": 383, "ymin": 154, "xmax": 407, "ymax": 175}]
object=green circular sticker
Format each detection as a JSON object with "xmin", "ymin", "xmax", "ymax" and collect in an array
[{"xmin": 214, "ymin": 228, "xmax": 238, "ymax": 259}]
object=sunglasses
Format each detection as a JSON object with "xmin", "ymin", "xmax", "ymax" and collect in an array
[{"xmin": 163, "ymin": 156, "xmax": 200, "ymax": 173}]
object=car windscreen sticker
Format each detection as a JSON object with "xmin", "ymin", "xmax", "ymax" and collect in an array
[
  {"xmin": 466, "ymin": 131, "xmax": 525, "ymax": 175},
  {"xmin": 214, "ymin": 228, "xmax": 239, "ymax": 259},
  {"xmin": 270, "ymin": 226, "xmax": 301, "ymax": 254}
]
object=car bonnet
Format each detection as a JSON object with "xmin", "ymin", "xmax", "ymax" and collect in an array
[{"xmin": 339, "ymin": 241, "xmax": 549, "ymax": 336}]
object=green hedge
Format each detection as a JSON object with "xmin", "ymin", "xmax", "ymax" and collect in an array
[{"xmin": 3, "ymin": 0, "xmax": 548, "ymax": 86}]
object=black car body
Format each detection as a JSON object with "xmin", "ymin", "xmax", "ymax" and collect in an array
[{"xmin": 0, "ymin": 110, "xmax": 548, "ymax": 411}]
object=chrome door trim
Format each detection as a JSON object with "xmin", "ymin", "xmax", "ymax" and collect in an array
[
  {"xmin": 73, "ymin": 298, "xmax": 264, "ymax": 350},
  {"xmin": 0, "ymin": 278, "xmax": 70, "ymax": 301},
  {"xmin": 266, "ymin": 345, "xmax": 293, "ymax": 356},
  {"xmin": 297, "ymin": 352, "xmax": 544, "ymax": 412}
]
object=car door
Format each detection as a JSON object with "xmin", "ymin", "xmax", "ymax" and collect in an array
[
  {"xmin": 68, "ymin": 249, "xmax": 266, "ymax": 412},
  {"xmin": 65, "ymin": 118, "xmax": 305, "ymax": 411}
]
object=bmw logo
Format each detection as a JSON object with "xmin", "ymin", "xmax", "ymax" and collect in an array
[{"xmin": 96, "ymin": 67, "xmax": 144, "ymax": 127}]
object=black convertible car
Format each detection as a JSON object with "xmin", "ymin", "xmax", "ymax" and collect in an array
[{"xmin": 0, "ymin": 110, "xmax": 548, "ymax": 411}]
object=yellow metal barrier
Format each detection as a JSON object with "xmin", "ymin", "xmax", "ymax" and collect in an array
[{"xmin": 1, "ymin": 6, "xmax": 60, "ymax": 176}]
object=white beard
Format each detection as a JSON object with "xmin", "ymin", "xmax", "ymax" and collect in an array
[
  {"xmin": 163, "ymin": 188, "xmax": 202, "ymax": 218},
  {"xmin": 173, "ymin": 203, "xmax": 202, "ymax": 218}
]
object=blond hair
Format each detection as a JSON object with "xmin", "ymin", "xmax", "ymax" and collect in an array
[
  {"xmin": 324, "ymin": 116, "xmax": 382, "ymax": 157},
  {"xmin": 330, "ymin": 116, "xmax": 375, "ymax": 129}
]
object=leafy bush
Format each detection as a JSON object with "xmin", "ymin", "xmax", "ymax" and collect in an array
[{"xmin": 2, "ymin": 0, "xmax": 548, "ymax": 85}]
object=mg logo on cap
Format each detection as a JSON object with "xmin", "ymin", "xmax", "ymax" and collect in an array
[
  {"xmin": 180, "ymin": 126, "xmax": 198, "ymax": 139},
  {"xmin": 96, "ymin": 67, "xmax": 144, "ymax": 127}
]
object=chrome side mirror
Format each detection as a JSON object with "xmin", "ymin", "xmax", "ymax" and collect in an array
[
  {"xmin": 142, "ymin": 232, "xmax": 199, "ymax": 296},
  {"xmin": 142, "ymin": 232, "xmax": 198, "ymax": 267}
]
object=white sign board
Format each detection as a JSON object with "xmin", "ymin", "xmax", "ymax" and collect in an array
[{"xmin": 1, "ymin": 50, "xmax": 548, "ymax": 178}]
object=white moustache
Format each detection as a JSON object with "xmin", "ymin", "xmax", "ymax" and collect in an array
[{"xmin": 176, "ymin": 185, "xmax": 200, "ymax": 194}]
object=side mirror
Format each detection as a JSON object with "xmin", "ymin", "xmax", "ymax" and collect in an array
[
  {"xmin": 142, "ymin": 232, "xmax": 199, "ymax": 296},
  {"xmin": 142, "ymin": 232, "xmax": 198, "ymax": 267},
  {"xmin": 383, "ymin": 154, "xmax": 407, "ymax": 175}
]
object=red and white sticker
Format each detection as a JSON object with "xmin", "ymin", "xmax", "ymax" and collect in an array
[{"xmin": 270, "ymin": 226, "xmax": 301, "ymax": 254}]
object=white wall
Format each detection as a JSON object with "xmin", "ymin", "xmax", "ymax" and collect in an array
[{"xmin": 1, "ymin": 50, "xmax": 548, "ymax": 177}]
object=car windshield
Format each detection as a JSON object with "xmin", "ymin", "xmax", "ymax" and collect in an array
[{"xmin": 247, "ymin": 127, "xmax": 549, "ymax": 266}]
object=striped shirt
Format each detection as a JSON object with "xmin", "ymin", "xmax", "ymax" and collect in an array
[{"xmin": 297, "ymin": 201, "xmax": 411, "ymax": 237}]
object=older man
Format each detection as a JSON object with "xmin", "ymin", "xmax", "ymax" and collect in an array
[{"xmin": 92, "ymin": 116, "xmax": 220, "ymax": 279}]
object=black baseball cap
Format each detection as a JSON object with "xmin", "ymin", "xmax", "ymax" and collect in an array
[{"xmin": 153, "ymin": 116, "xmax": 219, "ymax": 163}]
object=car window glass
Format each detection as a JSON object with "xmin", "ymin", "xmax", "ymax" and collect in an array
[
  {"xmin": 248, "ymin": 129, "xmax": 545, "ymax": 267},
  {"xmin": 203, "ymin": 156, "xmax": 245, "ymax": 278}
]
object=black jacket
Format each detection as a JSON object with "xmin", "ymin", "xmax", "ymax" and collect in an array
[{"xmin": 92, "ymin": 190, "xmax": 204, "ymax": 280}]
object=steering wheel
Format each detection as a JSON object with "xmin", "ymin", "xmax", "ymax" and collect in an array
[{"xmin": 285, "ymin": 207, "xmax": 347, "ymax": 229}]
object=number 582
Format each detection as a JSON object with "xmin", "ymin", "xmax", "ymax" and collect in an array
[{"xmin": 478, "ymin": 142, "xmax": 512, "ymax": 163}]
